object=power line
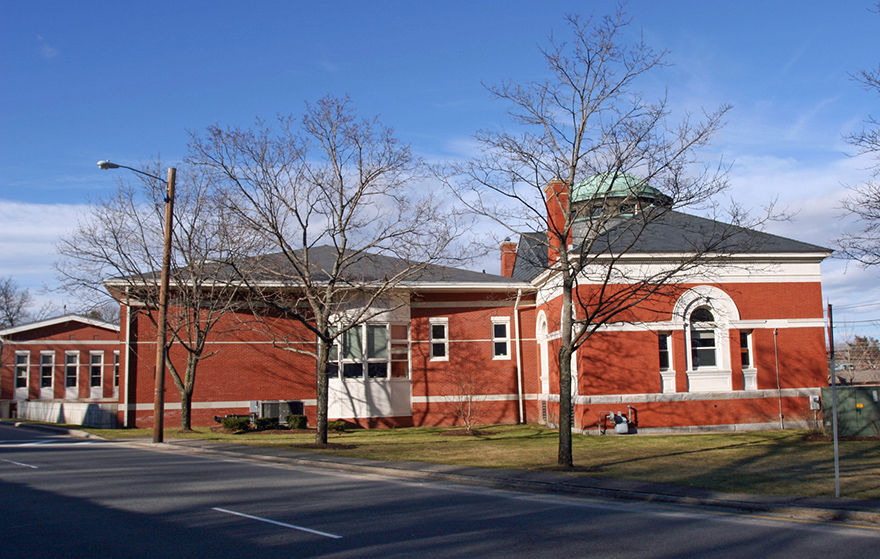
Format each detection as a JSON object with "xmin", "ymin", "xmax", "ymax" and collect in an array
[
  {"xmin": 830, "ymin": 299, "xmax": 880, "ymax": 311},
  {"xmin": 833, "ymin": 318, "xmax": 880, "ymax": 325}
]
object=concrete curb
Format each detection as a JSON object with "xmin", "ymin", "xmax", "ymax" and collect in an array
[{"xmin": 0, "ymin": 419, "xmax": 101, "ymax": 440}]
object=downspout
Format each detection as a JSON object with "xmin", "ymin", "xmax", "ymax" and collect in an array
[
  {"xmin": 514, "ymin": 289, "xmax": 524, "ymax": 424},
  {"xmin": 774, "ymin": 328, "xmax": 784, "ymax": 429},
  {"xmin": 123, "ymin": 290, "xmax": 132, "ymax": 428}
]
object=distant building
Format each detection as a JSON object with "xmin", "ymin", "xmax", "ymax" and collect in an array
[{"xmin": 0, "ymin": 315, "xmax": 120, "ymax": 427}]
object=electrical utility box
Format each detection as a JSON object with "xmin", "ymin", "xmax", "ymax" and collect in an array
[{"xmin": 821, "ymin": 386, "xmax": 880, "ymax": 437}]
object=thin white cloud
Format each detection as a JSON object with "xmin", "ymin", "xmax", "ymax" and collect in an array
[
  {"xmin": 36, "ymin": 35, "xmax": 59, "ymax": 59},
  {"xmin": 0, "ymin": 200, "xmax": 85, "ymax": 287}
]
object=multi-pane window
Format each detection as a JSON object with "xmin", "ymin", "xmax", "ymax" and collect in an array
[
  {"xmin": 492, "ymin": 317, "xmax": 510, "ymax": 359},
  {"xmin": 691, "ymin": 330, "xmax": 717, "ymax": 368},
  {"xmin": 365, "ymin": 324, "xmax": 388, "ymax": 378},
  {"xmin": 389, "ymin": 324, "xmax": 409, "ymax": 378},
  {"xmin": 430, "ymin": 318, "xmax": 448, "ymax": 361},
  {"xmin": 331, "ymin": 323, "xmax": 409, "ymax": 379},
  {"xmin": 14, "ymin": 352, "xmax": 29, "ymax": 388},
  {"xmin": 90, "ymin": 352, "xmax": 103, "ymax": 387},
  {"xmin": 658, "ymin": 333, "xmax": 671, "ymax": 370},
  {"xmin": 340, "ymin": 327, "xmax": 363, "ymax": 378},
  {"xmin": 740, "ymin": 331, "xmax": 752, "ymax": 369},
  {"xmin": 65, "ymin": 352, "xmax": 79, "ymax": 388},
  {"xmin": 113, "ymin": 351, "xmax": 120, "ymax": 387},
  {"xmin": 40, "ymin": 352, "xmax": 54, "ymax": 388},
  {"xmin": 690, "ymin": 307, "xmax": 717, "ymax": 369}
]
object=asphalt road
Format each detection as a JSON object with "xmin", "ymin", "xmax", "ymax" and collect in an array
[{"xmin": 1, "ymin": 423, "xmax": 879, "ymax": 558}]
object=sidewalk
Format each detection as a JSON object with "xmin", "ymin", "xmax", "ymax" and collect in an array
[{"xmin": 8, "ymin": 420, "xmax": 880, "ymax": 526}]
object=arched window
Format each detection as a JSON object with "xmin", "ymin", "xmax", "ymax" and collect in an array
[
  {"xmin": 673, "ymin": 286, "xmax": 739, "ymax": 393},
  {"xmin": 689, "ymin": 306, "xmax": 717, "ymax": 369}
]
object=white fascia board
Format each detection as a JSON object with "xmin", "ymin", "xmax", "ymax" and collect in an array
[
  {"xmin": 595, "ymin": 318, "xmax": 826, "ymax": 332},
  {"xmin": 0, "ymin": 314, "xmax": 119, "ymax": 336},
  {"xmin": 105, "ymin": 278, "xmax": 534, "ymax": 300},
  {"xmin": 572, "ymin": 251, "xmax": 831, "ymax": 264},
  {"xmin": 103, "ymin": 278, "xmax": 248, "ymax": 289},
  {"xmin": 398, "ymin": 282, "xmax": 533, "ymax": 292}
]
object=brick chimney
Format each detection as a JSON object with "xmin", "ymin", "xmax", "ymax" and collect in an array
[
  {"xmin": 544, "ymin": 178, "xmax": 571, "ymax": 264},
  {"xmin": 500, "ymin": 239, "xmax": 517, "ymax": 277}
]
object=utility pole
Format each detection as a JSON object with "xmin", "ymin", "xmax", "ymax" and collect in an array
[
  {"xmin": 98, "ymin": 161, "xmax": 175, "ymax": 443},
  {"xmin": 153, "ymin": 167, "xmax": 176, "ymax": 443},
  {"xmin": 828, "ymin": 303, "xmax": 840, "ymax": 498}
]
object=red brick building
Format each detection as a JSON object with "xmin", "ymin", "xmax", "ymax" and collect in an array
[
  {"xmin": 0, "ymin": 315, "xmax": 121, "ymax": 427},
  {"xmin": 114, "ymin": 261, "xmax": 537, "ymax": 430},
  {"xmin": 522, "ymin": 175, "xmax": 830, "ymax": 433},
  {"xmin": 6, "ymin": 175, "xmax": 831, "ymax": 434}
]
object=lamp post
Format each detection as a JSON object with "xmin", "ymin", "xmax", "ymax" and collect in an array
[{"xmin": 98, "ymin": 160, "xmax": 176, "ymax": 443}]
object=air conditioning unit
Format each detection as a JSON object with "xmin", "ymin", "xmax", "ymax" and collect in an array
[{"xmin": 256, "ymin": 400, "xmax": 304, "ymax": 423}]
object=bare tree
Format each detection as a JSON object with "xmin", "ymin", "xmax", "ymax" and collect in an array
[
  {"xmin": 839, "ymin": 13, "xmax": 880, "ymax": 267},
  {"xmin": 843, "ymin": 335, "xmax": 880, "ymax": 371},
  {"xmin": 57, "ymin": 166, "xmax": 258, "ymax": 430},
  {"xmin": 444, "ymin": 366, "xmax": 489, "ymax": 434},
  {"xmin": 0, "ymin": 276, "xmax": 33, "ymax": 328},
  {"xmin": 446, "ymin": 11, "xmax": 766, "ymax": 467},
  {"xmin": 188, "ymin": 95, "xmax": 463, "ymax": 444}
]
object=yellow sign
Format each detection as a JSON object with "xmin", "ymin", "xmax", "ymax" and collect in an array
[{"xmin": 856, "ymin": 403, "xmax": 864, "ymax": 409}]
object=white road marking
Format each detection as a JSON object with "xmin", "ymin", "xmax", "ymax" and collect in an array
[
  {"xmin": 0, "ymin": 458, "xmax": 39, "ymax": 469},
  {"xmin": 0, "ymin": 441, "xmax": 95, "ymax": 447},
  {"xmin": 212, "ymin": 507, "xmax": 342, "ymax": 539}
]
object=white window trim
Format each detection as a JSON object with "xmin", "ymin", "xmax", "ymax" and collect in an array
[
  {"xmin": 491, "ymin": 317, "xmax": 511, "ymax": 360},
  {"xmin": 689, "ymin": 321, "xmax": 721, "ymax": 371},
  {"xmin": 740, "ymin": 331, "xmax": 758, "ymax": 390},
  {"xmin": 89, "ymin": 351, "xmax": 104, "ymax": 388},
  {"xmin": 682, "ymin": 301, "xmax": 733, "ymax": 392},
  {"xmin": 331, "ymin": 323, "xmax": 409, "ymax": 381},
  {"xmin": 113, "ymin": 350, "xmax": 121, "ymax": 387},
  {"xmin": 14, "ymin": 351, "xmax": 30, "ymax": 390},
  {"xmin": 658, "ymin": 332, "xmax": 673, "ymax": 371},
  {"xmin": 429, "ymin": 318, "xmax": 449, "ymax": 362},
  {"xmin": 364, "ymin": 323, "xmax": 390, "ymax": 379},
  {"xmin": 389, "ymin": 323, "xmax": 410, "ymax": 380},
  {"xmin": 65, "ymin": 351, "xmax": 80, "ymax": 389},
  {"xmin": 40, "ymin": 351, "xmax": 55, "ymax": 389},
  {"xmin": 658, "ymin": 333, "xmax": 676, "ymax": 394}
]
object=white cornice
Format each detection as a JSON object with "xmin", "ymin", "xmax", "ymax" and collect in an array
[{"xmin": 0, "ymin": 314, "xmax": 119, "ymax": 337}]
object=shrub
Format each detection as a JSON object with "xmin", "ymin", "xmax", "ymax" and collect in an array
[
  {"xmin": 286, "ymin": 414, "xmax": 308, "ymax": 430},
  {"xmin": 328, "ymin": 420, "xmax": 347, "ymax": 432},
  {"xmin": 221, "ymin": 416, "xmax": 251, "ymax": 432},
  {"xmin": 254, "ymin": 417, "xmax": 280, "ymax": 431}
]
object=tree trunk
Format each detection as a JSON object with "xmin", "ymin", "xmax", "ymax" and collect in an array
[
  {"xmin": 315, "ymin": 337, "xmax": 330, "ymax": 445},
  {"xmin": 557, "ymin": 269, "xmax": 574, "ymax": 467},
  {"xmin": 180, "ymin": 389, "xmax": 192, "ymax": 431},
  {"xmin": 168, "ymin": 352, "xmax": 197, "ymax": 431}
]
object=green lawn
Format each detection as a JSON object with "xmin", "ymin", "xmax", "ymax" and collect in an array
[{"xmin": 82, "ymin": 423, "xmax": 880, "ymax": 500}]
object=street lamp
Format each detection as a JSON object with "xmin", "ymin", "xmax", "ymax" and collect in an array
[{"xmin": 98, "ymin": 160, "xmax": 176, "ymax": 444}]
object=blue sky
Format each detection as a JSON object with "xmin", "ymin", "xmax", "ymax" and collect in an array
[{"xmin": 1, "ymin": 0, "xmax": 879, "ymax": 337}]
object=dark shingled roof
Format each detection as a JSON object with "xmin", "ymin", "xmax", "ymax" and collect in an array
[
  {"xmin": 224, "ymin": 246, "xmax": 525, "ymax": 286},
  {"xmin": 510, "ymin": 232, "xmax": 548, "ymax": 281},
  {"xmin": 584, "ymin": 210, "xmax": 831, "ymax": 255},
  {"xmin": 511, "ymin": 210, "xmax": 831, "ymax": 281}
]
